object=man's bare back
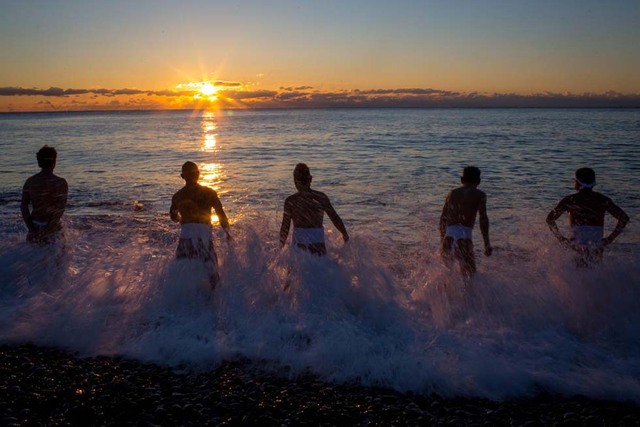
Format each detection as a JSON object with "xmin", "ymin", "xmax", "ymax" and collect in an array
[
  {"xmin": 279, "ymin": 163, "xmax": 348, "ymax": 255},
  {"xmin": 546, "ymin": 168, "xmax": 628, "ymax": 266},
  {"xmin": 439, "ymin": 186, "xmax": 487, "ymax": 229},
  {"xmin": 170, "ymin": 184, "xmax": 229, "ymax": 226},
  {"xmin": 439, "ymin": 166, "xmax": 492, "ymax": 281},
  {"xmin": 21, "ymin": 146, "xmax": 68, "ymax": 243},
  {"xmin": 284, "ymin": 190, "xmax": 337, "ymax": 228}
]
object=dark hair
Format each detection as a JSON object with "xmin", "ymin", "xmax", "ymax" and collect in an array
[
  {"xmin": 575, "ymin": 167, "xmax": 595, "ymax": 185},
  {"xmin": 293, "ymin": 163, "xmax": 311, "ymax": 183},
  {"xmin": 181, "ymin": 161, "xmax": 199, "ymax": 174},
  {"xmin": 461, "ymin": 166, "xmax": 481, "ymax": 184},
  {"xmin": 36, "ymin": 145, "xmax": 57, "ymax": 169}
]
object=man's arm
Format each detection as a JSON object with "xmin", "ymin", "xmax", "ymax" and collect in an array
[
  {"xmin": 478, "ymin": 192, "xmax": 492, "ymax": 256},
  {"xmin": 439, "ymin": 193, "xmax": 450, "ymax": 241},
  {"xmin": 603, "ymin": 198, "xmax": 630, "ymax": 245},
  {"xmin": 169, "ymin": 194, "xmax": 180, "ymax": 223},
  {"xmin": 211, "ymin": 193, "xmax": 231, "ymax": 239},
  {"xmin": 279, "ymin": 199, "xmax": 292, "ymax": 247},
  {"xmin": 46, "ymin": 179, "xmax": 68, "ymax": 233},
  {"xmin": 20, "ymin": 179, "xmax": 34, "ymax": 232},
  {"xmin": 546, "ymin": 198, "xmax": 569, "ymax": 245},
  {"xmin": 323, "ymin": 198, "xmax": 349, "ymax": 243}
]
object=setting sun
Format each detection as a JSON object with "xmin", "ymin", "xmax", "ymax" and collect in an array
[{"xmin": 199, "ymin": 83, "xmax": 217, "ymax": 97}]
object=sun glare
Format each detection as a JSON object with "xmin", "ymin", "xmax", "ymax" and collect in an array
[{"xmin": 200, "ymin": 83, "xmax": 217, "ymax": 96}]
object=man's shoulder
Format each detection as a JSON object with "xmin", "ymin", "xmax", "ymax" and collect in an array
[
  {"xmin": 23, "ymin": 172, "xmax": 48, "ymax": 187},
  {"xmin": 309, "ymin": 190, "xmax": 332, "ymax": 206},
  {"xmin": 451, "ymin": 186, "xmax": 485, "ymax": 197},
  {"xmin": 23, "ymin": 174, "xmax": 36, "ymax": 187},
  {"xmin": 591, "ymin": 190, "xmax": 611, "ymax": 201},
  {"xmin": 54, "ymin": 175, "xmax": 68, "ymax": 188},
  {"xmin": 559, "ymin": 193, "xmax": 575, "ymax": 204},
  {"xmin": 474, "ymin": 187, "xmax": 487, "ymax": 198},
  {"xmin": 311, "ymin": 189, "xmax": 329, "ymax": 200},
  {"xmin": 575, "ymin": 190, "xmax": 610, "ymax": 204},
  {"xmin": 285, "ymin": 192, "xmax": 307, "ymax": 204},
  {"xmin": 199, "ymin": 184, "xmax": 218, "ymax": 198},
  {"xmin": 172, "ymin": 185, "xmax": 190, "ymax": 199},
  {"xmin": 285, "ymin": 193, "xmax": 297, "ymax": 202}
]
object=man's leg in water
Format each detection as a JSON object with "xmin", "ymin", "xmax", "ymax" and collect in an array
[
  {"xmin": 457, "ymin": 239, "xmax": 476, "ymax": 283},
  {"xmin": 176, "ymin": 238, "xmax": 220, "ymax": 289},
  {"xmin": 441, "ymin": 236, "xmax": 455, "ymax": 270},
  {"xmin": 295, "ymin": 242, "xmax": 327, "ymax": 256},
  {"xmin": 204, "ymin": 239, "xmax": 220, "ymax": 289},
  {"xmin": 574, "ymin": 245, "xmax": 603, "ymax": 268}
]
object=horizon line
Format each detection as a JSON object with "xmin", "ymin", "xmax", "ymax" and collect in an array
[{"xmin": 2, "ymin": 105, "xmax": 640, "ymax": 115}]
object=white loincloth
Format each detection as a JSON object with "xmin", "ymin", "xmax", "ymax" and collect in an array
[
  {"xmin": 571, "ymin": 225, "xmax": 603, "ymax": 246},
  {"xmin": 445, "ymin": 225, "xmax": 473, "ymax": 254},
  {"xmin": 180, "ymin": 223, "xmax": 213, "ymax": 243},
  {"xmin": 292, "ymin": 227, "xmax": 325, "ymax": 246},
  {"xmin": 176, "ymin": 223, "xmax": 219, "ymax": 287}
]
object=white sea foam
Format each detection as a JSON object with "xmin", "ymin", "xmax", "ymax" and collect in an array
[{"xmin": 1, "ymin": 216, "xmax": 639, "ymax": 402}]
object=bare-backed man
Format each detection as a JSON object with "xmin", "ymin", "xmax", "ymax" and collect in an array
[
  {"xmin": 439, "ymin": 166, "xmax": 492, "ymax": 282},
  {"xmin": 279, "ymin": 163, "xmax": 349, "ymax": 256},
  {"xmin": 21, "ymin": 145, "xmax": 68, "ymax": 245},
  {"xmin": 546, "ymin": 167, "xmax": 629, "ymax": 267},
  {"xmin": 170, "ymin": 161, "xmax": 231, "ymax": 288}
]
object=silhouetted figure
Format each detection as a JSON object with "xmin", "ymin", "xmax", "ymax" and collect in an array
[
  {"xmin": 546, "ymin": 167, "xmax": 629, "ymax": 267},
  {"xmin": 439, "ymin": 166, "xmax": 492, "ymax": 282},
  {"xmin": 279, "ymin": 163, "xmax": 349, "ymax": 256},
  {"xmin": 170, "ymin": 161, "xmax": 231, "ymax": 288},
  {"xmin": 21, "ymin": 145, "xmax": 68, "ymax": 245}
]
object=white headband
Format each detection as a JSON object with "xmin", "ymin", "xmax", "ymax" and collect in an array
[{"xmin": 575, "ymin": 177, "xmax": 595, "ymax": 190}]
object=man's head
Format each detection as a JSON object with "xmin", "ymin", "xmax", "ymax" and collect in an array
[
  {"xmin": 181, "ymin": 161, "xmax": 200, "ymax": 184},
  {"xmin": 37, "ymin": 145, "xmax": 57, "ymax": 170},
  {"xmin": 574, "ymin": 167, "xmax": 596, "ymax": 190},
  {"xmin": 461, "ymin": 166, "xmax": 481, "ymax": 185},
  {"xmin": 293, "ymin": 163, "xmax": 312, "ymax": 190}
]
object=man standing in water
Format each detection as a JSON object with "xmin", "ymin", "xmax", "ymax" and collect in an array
[
  {"xmin": 439, "ymin": 166, "xmax": 492, "ymax": 282},
  {"xmin": 21, "ymin": 145, "xmax": 68, "ymax": 245},
  {"xmin": 279, "ymin": 163, "xmax": 349, "ymax": 255},
  {"xmin": 546, "ymin": 167, "xmax": 629, "ymax": 267},
  {"xmin": 170, "ymin": 161, "xmax": 231, "ymax": 288}
]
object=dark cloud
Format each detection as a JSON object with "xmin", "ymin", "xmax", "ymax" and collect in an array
[
  {"xmin": 219, "ymin": 89, "xmax": 278, "ymax": 100},
  {"xmin": 275, "ymin": 91, "xmax": 309, "ymax": 101},
  {"xmin": 62, "ymin": 88, "xmax": 90, "ymax": 95},
  {"xmin": 2, "ymin": 85, "xmax": 640, "ymax": 109},
  {"xmin": 213, "ymin": 80, "xmax": 242, "ymax": 87},
  {"xmin": 263, "ymin": 89, "xmax": 640, "ymax": 108},
  {"xmin": 280, "ymin": 86, "xmax": 313, "ymax": 91},
  {"xmin": 0, "ymin": 86, "xmax": 194, "ymax": 98},
  {"xmin": 113, "ymin": 88, "xmax": 146, "ymax": 96},
  {"xmin": 35, "ymin": 99, "xmax": 57, "ymax": 110},
  {"xmin": 355, "ymin": 88, "xmax": 457, "ymax": 96}
]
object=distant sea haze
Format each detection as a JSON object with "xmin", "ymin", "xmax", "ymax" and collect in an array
[{"xmin": 0, "ymin": 108, "xmax": 639, "ymax": 400}]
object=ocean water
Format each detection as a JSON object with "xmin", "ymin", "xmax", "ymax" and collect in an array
[{"xmin": 0, "ymin": 108, "xmax": 639, "ymax": 400}]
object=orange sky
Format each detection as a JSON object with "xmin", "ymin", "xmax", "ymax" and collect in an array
[{"xmin": 1, "ymin": 1, "xmax": 639, "ymax": 112}]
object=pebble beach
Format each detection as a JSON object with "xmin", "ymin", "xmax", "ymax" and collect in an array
[{"xmin": 2, "ymin": 344, "xmax": 639, "ymax": 426}]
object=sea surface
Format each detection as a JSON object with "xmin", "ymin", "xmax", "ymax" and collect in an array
[{"xmin": 0, "ymin": 108, "xmax": 639, "ymax": 400}]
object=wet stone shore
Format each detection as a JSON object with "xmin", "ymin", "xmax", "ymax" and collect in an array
[{"xmin": 1, "ymin": 344, "xmax": 639, "ymax": 426}]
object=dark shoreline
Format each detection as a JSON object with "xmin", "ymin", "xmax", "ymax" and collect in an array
[{"xmin": 1, "ymin": 345, "xmax": 639, "ymax": 426}]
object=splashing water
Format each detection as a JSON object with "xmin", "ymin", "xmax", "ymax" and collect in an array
[{"xmin": 1, "ymin": 214, "xmax": 639, "ymax": 402}]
